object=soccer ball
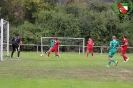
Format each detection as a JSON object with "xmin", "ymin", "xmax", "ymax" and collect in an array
[{"xmin": 40, "ymin": 54, "xmax": 44, "ymax": 56}]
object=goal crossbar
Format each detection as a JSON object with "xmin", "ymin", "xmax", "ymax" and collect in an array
[{"xmin": 41, "ymin": 37, "xmax": 84, "ymax": 40}]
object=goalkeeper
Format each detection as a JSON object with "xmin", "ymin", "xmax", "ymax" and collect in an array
[
  {"xmin": 45, "ymin": 38, "xmax": 55, "ymax": 54},
  {"xmin": 11, "ymin": 34, "xmax": 21, "ymax": 59}
]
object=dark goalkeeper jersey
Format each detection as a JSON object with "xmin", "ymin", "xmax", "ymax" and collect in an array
[{"xmin": 12, "ymin": 37, "xmax": 20, "ymax": 45}]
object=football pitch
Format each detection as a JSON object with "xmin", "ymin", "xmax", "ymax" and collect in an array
[{"xmin": 0, "ymin": 52, "xmax": 133, "ymax": 88}]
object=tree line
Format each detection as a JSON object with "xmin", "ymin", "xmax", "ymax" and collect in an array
[{"xmin": 0, "ymin": 0, "xmax": 133, "ymax": 46}]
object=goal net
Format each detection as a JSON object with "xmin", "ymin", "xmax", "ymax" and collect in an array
[
  {"xmin": 0, "ymin": 19, "xmax": 10, "ymax": 61},
  {"xmin": 41, "ymin": 37, "xmax": 85, "ymax": 54}
]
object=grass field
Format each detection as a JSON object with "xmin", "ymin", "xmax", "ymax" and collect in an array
[{"xmin": 0, "ymin": 52, "xmax": 133, "ymax": 88}]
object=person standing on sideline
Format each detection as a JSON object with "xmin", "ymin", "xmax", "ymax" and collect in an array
[
  {"xmin": 11, "ymin": 34, "xmax": 21, "ymax": 59},
  {"xmin": 107, "ymin": 36, "xmax": 120, "ymax": 67},
  {"xmin": 121, "ymin": 35, "xmax": 129, "ymax": 62},
  {"xmin": 86, "ymin": 38, "xmax": 94, "ymax": 58}
]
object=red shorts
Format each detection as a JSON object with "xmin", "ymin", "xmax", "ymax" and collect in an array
[
  {"xmin": 121, "ymin": 48, "xmax": 127, "ymax": 55},
  {"xmin": 50, "ymin": 47, "xmax": 58, "ymax": 52},
  {"xmin": 87, "ymin": 48, "xmax": 93, "ymax": 52}
]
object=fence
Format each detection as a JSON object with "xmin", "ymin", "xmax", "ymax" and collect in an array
[{"xmin": 6, "ymin": 44, "xmax": 133, "ymax": 54}]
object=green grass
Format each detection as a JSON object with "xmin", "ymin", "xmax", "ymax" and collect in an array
[{"xmin": 0, "ymin": 52, "xmax": 133, "ymax": 88}]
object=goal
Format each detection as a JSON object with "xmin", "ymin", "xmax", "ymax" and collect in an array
[
  {"xmin": 0, "ymin": 19, "xmax": 10, "ymax": 61},
  {"xmin": 41, "ymin": 37, "xmax": 85, "ymax": 54}
]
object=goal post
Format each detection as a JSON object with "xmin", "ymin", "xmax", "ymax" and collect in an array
[
  {"xmin": 41, "ymin": 37, "xmax": 85, "ymax": 54},
  {"xmin": 0, "ymin": 19, "xmax": 10, "ymax": 61}
]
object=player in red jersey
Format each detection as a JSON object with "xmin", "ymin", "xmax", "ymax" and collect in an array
[
  {"xmin": 47, "ymin": 38, "xmax": 60, "ymax": 57},
  {"xmin": 121, "ymin": 35, "xmax": 129, "ymax": 62},
  {"xmin": 86, "ymin": 38, "xmax": 94, "ymax": 58}
]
